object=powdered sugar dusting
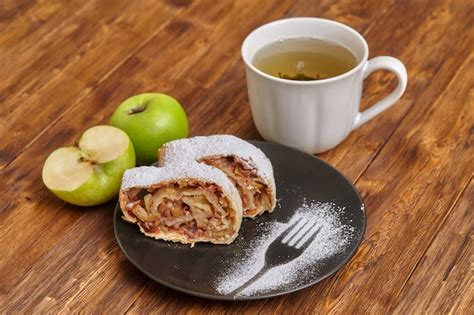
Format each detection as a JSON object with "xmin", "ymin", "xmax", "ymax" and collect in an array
[
  {"xmin": 120, "ymin": 163, "xmax": 240, "ymax": 207},
  {"xmin": 159, "ymin": 135, "xmax": 275, "ymax": 193},
  {"xmin": 214, "ymin": 200, "xmax": 355, "ymax": 297}
]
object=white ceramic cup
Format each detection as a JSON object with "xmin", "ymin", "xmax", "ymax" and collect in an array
[{"xmin": 242, "ymin": 17, "xmax": 408, "ymax": 153}]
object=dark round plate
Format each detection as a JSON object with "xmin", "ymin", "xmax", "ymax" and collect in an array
[{"xmin": 114, "ymin": 141, "xmax": 365, "ymax": 300}]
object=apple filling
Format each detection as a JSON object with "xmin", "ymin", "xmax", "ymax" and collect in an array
[
  {"xmin": 123, "ymin": 181, "xmax": 236, "ymax": 242},
  {"xmin": 199, "ymin": 156, "xmax": 273, "ymax": 217}
]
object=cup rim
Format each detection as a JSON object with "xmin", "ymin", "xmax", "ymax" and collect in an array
[{"xmin": 241, "ymin": 17, "xmax": 369, "ymax": 85}]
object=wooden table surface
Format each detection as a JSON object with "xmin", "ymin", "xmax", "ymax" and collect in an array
[{"xmin": 1, "ymin": 0, "xmax": 473, "ymax": 313}]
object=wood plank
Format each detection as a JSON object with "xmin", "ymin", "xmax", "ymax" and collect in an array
[
  {"xmin": 0, "ymin": 0, "xmax": 184, "ymax": 93},
  {"xmin": 0, "ymin": 0, "xmax": 102, "ymax": 99},
  {"xmin": 0, "ymin": 0, "xmax": 84, "ymax": 54},
  {"xmin": 285, "ymin": 0, "xmax": 395, "ymax": 30},
  {"xmin": 0, "ymin": 0, "xmax": 34, "ymax": 22},
  {"xmin": 0, "ymin": 0, "xmax": 183, "ymax": 168},
  {"xmin": 392, "ymin": 179, "xmax": 473, "ymax": 313},
  {"xmin": 2, "ymin": 208, "xmax": 150, "ymax": 313}
]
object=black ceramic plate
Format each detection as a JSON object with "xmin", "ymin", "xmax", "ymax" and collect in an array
[{"xmin": 114, "ymin": 141, "xmax": 365, "ymax": 300}]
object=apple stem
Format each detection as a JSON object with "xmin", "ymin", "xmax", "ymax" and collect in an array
[{"xmin": 127, "ymin": 104, "xmax": 147, "ymax": 115}]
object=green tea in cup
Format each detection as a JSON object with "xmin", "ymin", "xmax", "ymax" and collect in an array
[{"xmin": 252, "ymin": 37, "xmax": 357, "ymax": 81}]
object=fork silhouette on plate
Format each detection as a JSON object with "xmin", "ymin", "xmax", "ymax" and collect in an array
[{"xmin": 229, "ymin": 217, "xmax": 321, "ymax": 296}]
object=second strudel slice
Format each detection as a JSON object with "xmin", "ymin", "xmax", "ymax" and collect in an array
[{"xmin": 158, "ymin": 135, "xmax": 276, "ymax": 218}]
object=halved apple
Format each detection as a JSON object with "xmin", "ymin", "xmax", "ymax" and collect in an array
[{"xmin": 42, "ymin": 125, "xmax": 136, "ymax": 206}]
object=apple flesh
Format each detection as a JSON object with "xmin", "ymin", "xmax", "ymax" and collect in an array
[
  {"xmin": 109, "ymin": 93, "xmax": 189, "ymax": 165},
  {"xmin": 42, "ymin": 125, "xmax": 135, "ymax": 206}
]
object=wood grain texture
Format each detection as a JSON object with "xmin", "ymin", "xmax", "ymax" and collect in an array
[
  {"xmin": 392, "ymin": 179, "xmax": 473, "ymax": 314},
  {"xmin": 0, "ymin": 0, "xmax": 184, "ymax": 168},
  {"xmin": 1, "ymin": 0, "xmax": 473, "ymax": 313}
]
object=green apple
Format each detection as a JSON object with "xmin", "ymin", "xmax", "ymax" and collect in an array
[
  {"xmin": 42, "ymin": 125, "xmax": 136, "ymax": 206},
  {"xmin": 109, "ymin": 93, "xmax": 188, "ymax": 165}
]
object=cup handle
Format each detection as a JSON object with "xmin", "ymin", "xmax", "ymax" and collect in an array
[{"xmin": 353, "ymin": 56, "xmax": 408, "ymax": 129}]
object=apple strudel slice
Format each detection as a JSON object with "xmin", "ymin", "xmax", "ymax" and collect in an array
[
  {"xmin": 158, "ymin": 135, "xmax": 276, "ymax": 218},
  {"xmin": 119, "ymin": 163, "xmax": 243, "ymax": 245}
]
